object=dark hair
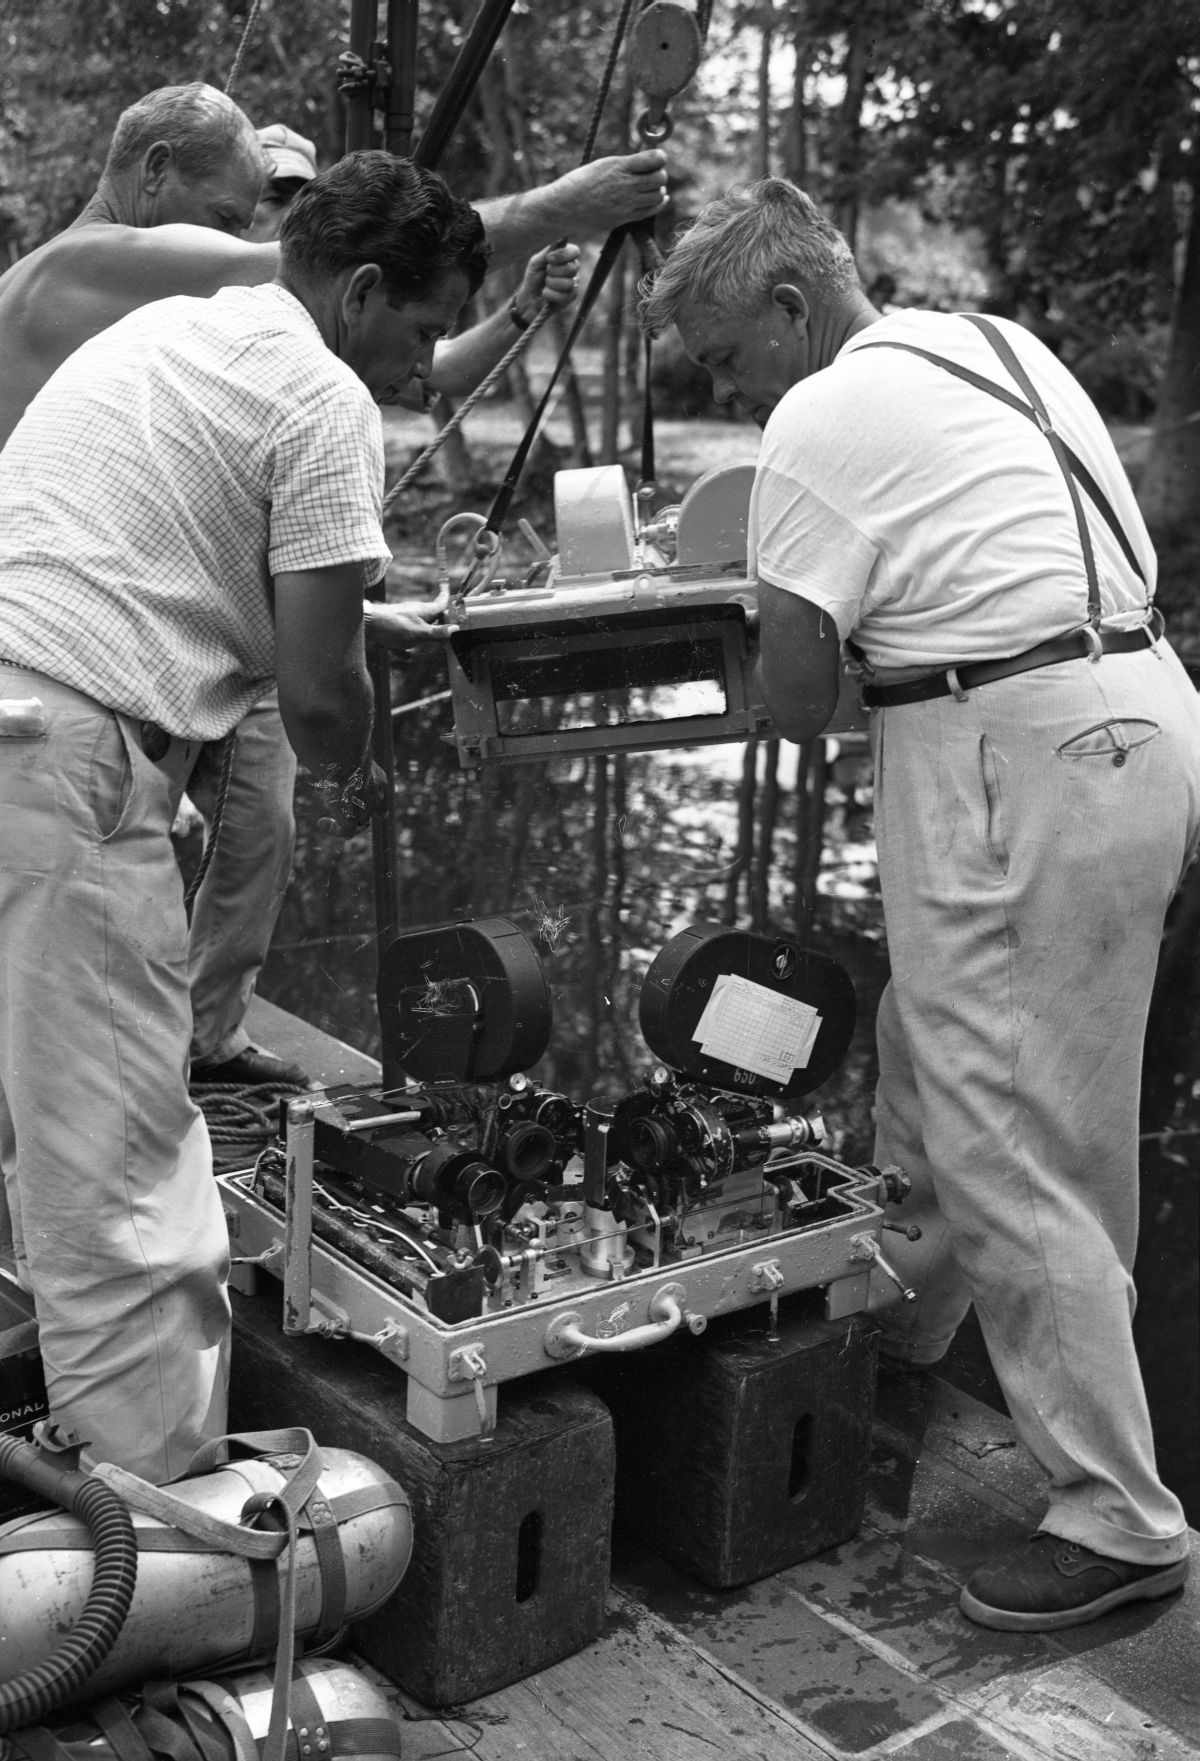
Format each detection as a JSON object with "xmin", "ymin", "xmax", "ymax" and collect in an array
[
  {"xmin": 279, "ymin": 152, "xmax": 489, "ymax": 305},
  {"xmin": 105, "ymin": 83, "xmax": 260, "ymax": 180}
]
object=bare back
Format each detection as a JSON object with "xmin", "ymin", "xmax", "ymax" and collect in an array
[{"xmin": 0, "ymin": 222, "xmax": 279, "ymax": 449}]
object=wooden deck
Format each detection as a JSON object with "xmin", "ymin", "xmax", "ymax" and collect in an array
[{"xmin": 245, "ymin": 997, "xmax": 1200, "ymax": 1761}]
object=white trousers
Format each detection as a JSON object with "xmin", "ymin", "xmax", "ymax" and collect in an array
[
  {"xmin": 0, "ymin": 667, "xmax": 231, "ymax": 1482},
  {"xmin": 869, "ymin": 639, "xmax": 1200, "ymax": 1564}
]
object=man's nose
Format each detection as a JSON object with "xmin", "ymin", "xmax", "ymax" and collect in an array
[
  {"xmin": 712, "ymin": 374, "xmax": 736, "ymax": 405},
  {"xmin": 411, "ymin": 347, "xmax": 435, "ymax": 381}
]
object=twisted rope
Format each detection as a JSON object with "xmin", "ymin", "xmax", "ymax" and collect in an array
[
  {"xmin": 224, "ymin": 0, "xmax": 264, "ymax": 97},
  {"xmin": 190, "ymin": 1079, "xmax": 307, "ymax": 1167},
  {"xmin": 381, "ymin": 301, "xmax": 554, "ymax": 512}
]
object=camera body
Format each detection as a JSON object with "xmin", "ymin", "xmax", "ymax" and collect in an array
[{"xmin": 221, "ymin": 918, "xmax": 897, "ymax": 1442}]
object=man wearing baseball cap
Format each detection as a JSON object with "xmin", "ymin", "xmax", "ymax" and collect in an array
[{"xmin": 246, "ymin": 124, "xmax": 318, "ymax": 242}]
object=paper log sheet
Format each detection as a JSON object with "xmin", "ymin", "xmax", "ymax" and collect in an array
[{"xmin": 691, "ymin": 973, "xmax": 823, "ymax": 1084}]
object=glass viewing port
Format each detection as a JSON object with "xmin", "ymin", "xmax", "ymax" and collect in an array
[{"xmin": 491, "ymin": 636, "xmax": 728, "ymax": 735}]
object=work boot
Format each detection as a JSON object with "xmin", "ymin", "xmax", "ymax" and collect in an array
[
  {"xmin": 960, "ymin": 1532, "xmax": 1189, "ymax": 1631},
  {"xmin": 192, "ymin": 1045, "xmax": 312, "ymax": 1088}
]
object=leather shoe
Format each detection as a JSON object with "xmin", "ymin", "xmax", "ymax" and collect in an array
[
  {"xmin": 192, "ymin": 1045, "xmax": 311, "ymax": 1088},
  {"xmin": 960, "ymin": 1532, "xmax": 1189, "ymax": 1631}
]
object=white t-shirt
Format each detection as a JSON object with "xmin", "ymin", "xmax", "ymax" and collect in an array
[
  {"xmin": 0, "ymin": 283, "xmax": 392, "ymax": 739},
  {"xmin": 748, "ymin": 310, "xmax": 1154, "ymax": 669}
]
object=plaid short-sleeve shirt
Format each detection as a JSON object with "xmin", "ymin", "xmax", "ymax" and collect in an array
[{"xmin": 0, "ymin": 283, "xmax": 392, "ymax": 739}]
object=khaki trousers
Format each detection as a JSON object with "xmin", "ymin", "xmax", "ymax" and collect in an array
[
  {"xmin": 0, "ymin": 667, "xmax": 230, "ymax": 1482},
  {"xmin": 869, "ymin": 639, "xmax": 1200, "ymax": 1563},
  {"xmin": 187, "ymin": 690, "xmax": 297, "ymax": 1067}
]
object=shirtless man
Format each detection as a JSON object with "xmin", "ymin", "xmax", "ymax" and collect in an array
[
  {"xmin": 0, "ymin": 82, "xmax": 667, "ymax": 1086},
  {"xmin": 0, "ymin": 82, "xmax": 668, "ymax": 448}
]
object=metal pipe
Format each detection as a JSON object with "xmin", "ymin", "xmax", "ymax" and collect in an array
[
  {"xmin": 385, "ymin": 0, "xmax": 419, "ymax": 155},
  {"xmin": 345, "ymin": 0, "xmax": 379, "ymax": 153},
  {"xmin": 412, "ymin": 0, "xmax": 518, "ymax": 169}
]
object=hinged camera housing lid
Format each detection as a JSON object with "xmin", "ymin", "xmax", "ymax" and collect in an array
[
  {"xmin": 638, "ymin": 921, "xmax": 856, "ymax": 1098},
  {"xmin": 377, "ymin": 916, "xmax": 551, "ymax": 1089}
]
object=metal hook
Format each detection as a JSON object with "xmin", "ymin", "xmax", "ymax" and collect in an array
[
  {"xmin": 436, "ymin": 511, "xmax": 502, "ymax": 602},
  {"xmin": 636, "ymin": 107, "xmax": 674, "ymax": 144}
]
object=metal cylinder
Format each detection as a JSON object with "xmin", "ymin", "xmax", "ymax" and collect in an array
[
  {"xmin": 0, "ymin": 1450, "xmax": 412, "ymax": 1703},
  {"xmin": 579, "ymin": 1203, "xmax": 635, "ymax": 1280}
]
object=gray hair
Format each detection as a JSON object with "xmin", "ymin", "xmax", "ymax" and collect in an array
[
  {"xmin": 640, "ymin": 178, "xmax": 859, "ymax": 336},
  {"xmin": 105, "ymin": 84, "xmax": 261, "ymax": 181}
]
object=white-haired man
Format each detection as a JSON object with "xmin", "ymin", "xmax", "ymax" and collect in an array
[{"xmin": 642, "ymin": 178, "xmax": 1200, "ymax": 1632}]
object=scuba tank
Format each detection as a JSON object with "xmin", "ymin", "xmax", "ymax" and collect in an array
[
  {"xmin": 0, "ymin": 1432, "xmax": 412, "ymax": 1708},
  {"xmin": 6, "ymin": 1658, "xmax": 402, "ymax": 1761}
]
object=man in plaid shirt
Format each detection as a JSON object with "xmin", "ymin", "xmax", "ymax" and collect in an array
[
  {"xmin": 0, "ymin": 81, "xmax": 647, "ymax": 1092},
  {"xmin": 0, "ymin": 152, "xmax": 487, "ymax": 1480}
]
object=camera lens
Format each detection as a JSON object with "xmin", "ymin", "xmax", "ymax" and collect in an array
[
  {"xmin": 502, "ymin": 1120, "xmax": 557, "ymax": 1180},
  {"xmin": 626, "ymin": 1115, "xmax": 677, "ymax": 1172}
]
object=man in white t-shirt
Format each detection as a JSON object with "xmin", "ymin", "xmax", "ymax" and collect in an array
[
  {"xmin": 0, "ymin": 151, "xmax": 488, "ymax": 1482},
  {"xmin": 642, "ymin": 179, "xmax": 1200, "ymax": 1632}
]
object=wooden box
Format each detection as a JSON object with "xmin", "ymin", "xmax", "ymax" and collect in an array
[
  {"xmin": 0, "ymin": 1278, "xmax": 50, "ymax": 1523},
  {"xmin": 578, "ymin": 1293, "xmax": 878, "ymax": 1590},
  {"xmin": 228, "ymin": 1287, "xmax": 615, "ymax": 1708}
]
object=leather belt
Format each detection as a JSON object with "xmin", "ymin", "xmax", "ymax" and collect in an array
[{"xmin": 861, "ymin": 624, "xmax": 1156, "ymax": 709}]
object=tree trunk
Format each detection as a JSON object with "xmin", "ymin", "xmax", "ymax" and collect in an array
[
  {"xmin": 600, "ymin": 242, "xmax": 628, "ymax": 465},
  {"xmin": 751, "ymin": 738, "xmax": 781, "ymax": 932},
  {"xmin": 583, "ymin": 756, "xmax": 610, "ymax": 1091},
  {"xmin": 724, "ymin": 739, "xmax": 759, "ymax": 925},
  {"xmin": 757, "ymin": 1, "xmax": 774, "ymax": 181},
  {"xmin": 607, "ymin": 754, "xmax": 633, "ymax": 1082},
  {"xmin": 832, "ymin": 2, "xmax": 871, "ymax": 250},
  {"xmin": 550, "ymin": 311, "xmax": 595, "ymax": 466},
  {"xmin": 496, "ymin": 35, "xmax": 593, "ymax": 465},
  {"xmin": 783, "ymin": 1, "xmax": 809, "ymax": 188},
  {"xmin": 1139, "ymin": 181, "xmax": 1200, "ymax": 537},
  {"xmin": 793, "ymin": 738, "xmax": 829, "ymax": 941},
  {"xmin": 501, "ymin": 764, "xmax": 544, "ymax": 911},
  {"xmin": 429, "ymin": 395, "xmax": 475, "ymax": 488}
]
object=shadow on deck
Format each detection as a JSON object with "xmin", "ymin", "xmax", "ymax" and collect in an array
[{"xmin": 244, "ymin": 997, "xmax": 1200, "ymax": 1761}]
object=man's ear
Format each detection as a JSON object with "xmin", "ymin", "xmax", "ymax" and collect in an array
[
  {"xmin": 340, "ymin": 262, "xmax": 384, "ymax": 326},
  {"xmin": 141, "ymin": 142, "xmax": 173, "ymax": 194},
  {"xmin": 772, "ymin": 283, "xmax": 809, "ymax": 331}
]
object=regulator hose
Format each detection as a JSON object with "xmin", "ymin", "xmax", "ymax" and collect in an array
[{"xmin": 0, "ymin": 1435, "xmax": 139, "ymax": 1732}]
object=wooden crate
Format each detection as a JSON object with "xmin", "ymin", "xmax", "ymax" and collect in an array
[
  {"xmin": 228, "ymin": 1287, "xmax": 614, "ymax": 1708},
  {"xmin": 578, "ymin": 1292, "xmax": 879, "ymax": 1590},
  {"xmin": 0, "ymin": 1278, "xmax": 50, "ymax": 1523}
]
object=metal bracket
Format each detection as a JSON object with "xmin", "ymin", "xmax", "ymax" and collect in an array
[
  {"xmin": 283, "ymin": 1099, "xmax": 316, "ymax": 1335},
  {"xmin": 748, "ymin": 1257, "xmax": 785, "ymax": 1295}
]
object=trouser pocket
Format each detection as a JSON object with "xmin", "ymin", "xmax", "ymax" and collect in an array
[
  {"xmin": 1056, "ymin": 717, "xmax": 1160, "ymax": 766},
  {"xmin": 979, "ymin": 734, "xmax": 1009, "ymax": 874},
  {"xmin": 91, "ymin": 712, "xmax": 135, "ymax": 843}
]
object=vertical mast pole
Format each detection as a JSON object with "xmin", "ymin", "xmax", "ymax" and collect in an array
[
  {"xmin": 344, "ymin": 0, "xmax": 402, "ymax": 951},
  {"xmin": 386, "ymin": 0, "xmax": 420, "ymax": 156}
]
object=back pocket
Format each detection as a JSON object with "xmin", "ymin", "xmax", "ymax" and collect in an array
[{"xmin": 1057, "ymin": 719, "xmax": 1159, "ymax": 767}]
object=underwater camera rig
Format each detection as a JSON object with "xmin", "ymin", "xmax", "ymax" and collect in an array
[
  {"xmin": 437, "ymin": 463, "xmax": 868, "ymax": 769},
  {"xmin": 218, "ymin": 920, "xmax": 912, "ymax": 1443}
]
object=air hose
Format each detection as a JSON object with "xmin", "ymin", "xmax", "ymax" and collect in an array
[{"xmin": 0, "ymin": 1435, "xmax": 138, "ymax": 1733}]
